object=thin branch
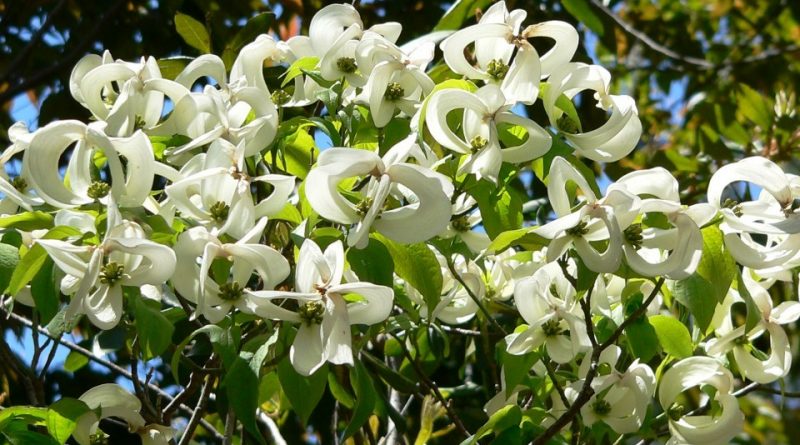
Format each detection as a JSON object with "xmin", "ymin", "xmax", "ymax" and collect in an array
[
  {"xmin": 0, "ymin": 0, "xmax": 68, "ymax": 85},
  {"xmin": 734, "ymin": 382, "xmax": 800, "ymax": 399},
  {"xmin": 543, "ymin": 359, "xmax": 571, "ymax": 409},
  {"xmin": 532, "ymin": 277, "xmax": 665, "ymax": 444},
  {"xmin": 2, "ymin": 309, "xmax": 224, "ymax": 442},
  {"xmin": 162, "ymin": 356, "xmax": 217, "ymax": 422},
  {"xmin": 390, "ymin": 332, "xmax": 470, "ymax": 438},
  {"xmin": 446, "ymin": 258, "xmax": 507, "ymax": 336},
  {"xmin": 0, "ymin": 0, "xmax": 126, "ymax": 105},
  {"xmin": 588, "ymin": 0, "xmax": 800, "ymax": 70},
  {"xmin": 178, "ymin": 374, "xmax": 216, "ymax": 445},
  {"xmin": 258, "ymin": 409, "xmax": 288, "ymax": 445},
  {"xmin": 588, "ymin": 0, "xmax": 713, "ymax": 69}
]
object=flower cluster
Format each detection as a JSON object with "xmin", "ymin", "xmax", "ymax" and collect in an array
[{"xmin": 3, "ymin": 2, "xmax": 798, "ymax": 444}]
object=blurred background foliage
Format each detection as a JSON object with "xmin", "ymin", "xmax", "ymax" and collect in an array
[{"xmin": 1, "ymin": 0, "xmax": 799, "ymax": 443}]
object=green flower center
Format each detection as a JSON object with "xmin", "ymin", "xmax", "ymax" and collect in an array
[
  {"xmin": 469, "ymin": 135, "xmax": 488, "ymax": 154},
  {"xmin": 451, "ymin": 215, "xmax": 471, "ymax": 232},
  {"xmin": 592, "ymin": 399, "xmax": 611, "ymax": 416},
  {"xmin": 668, "ymin": 403, "xmax": 685, "ymax": 421},
  {"xmin": 624, "ymin": 223, "xmax": 644, "ymax": 249},
  {"xmin": 597, "ymin": 362, "xmax": 613, "ymax": 376},
  {"xmin": 355, "ymin": 196, "xmax": 374, "ymax": 216},
  {"xmin": 133, "ymin": 115, "xmax": 147, "ymax": 130},
  {"xmin": 336, "ymin": 57, "xmax": 358, "ymax": 74},
  {"xmin": 557, "ymin": 114, "xmax": 580, "ymax": 134},
  {"xmin": 542, "ymin": 319, "xmax": 563, "ymax": 337},
  {"xmin": 100, "ymin": 261, "xmax": 125, "ymax": 285},
  {"xmin": 89, "ymin": 431, "xmax": 110, "ymax": 445},
  {"xmin": 486, "ymin": 59, "xmax": 510, "ymax": 80},
  {"xmin": 87, "ymin": 181, "xmax": 111, "ymax": 200},
  {"xmin": 565, "ymin": 220, "xmax": 589, "ymax": 237},
  {"xmin": 384, "ymin": 82, "xmax": 405, "ymax": 101},
  {"xmin": 218, "ymin": 281, "xmax": 244, "ymax": 301},
  {"xmin": 271, "ymin": 89, "xmax": 292, "ymax": 106},
  {"xmin": 209, "ymin": 201, "xmax": 230, "ymax": 222},
  {"xmin": 299, "ymin": 300, "xmax": 325, "ymax": 326},
  {"xmin": 10, "ymin": 176, "xmax": 27, "ymax": 192},
  {"xmin": 721, "ymin": 198, "xmax": 743, "ymax": 217}
]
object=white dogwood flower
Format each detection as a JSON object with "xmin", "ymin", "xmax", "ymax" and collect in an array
[
  {"xmin": 73, "ymin": 383, "xmax": 174, "ymax": 445},
  {"xmin": 165, "ymin": 139, "xmax": 294, "ymax": 239},
  {"xmin": 544, "ymin": 63, "xmax": 642, "ymax": 162},
  {"xmin": 305, "ymin": 136, "xmax": 453, "ymax": 248},
  {"xmin": 171, "ymin": 219, "xmax": 290, "ymax": 323},
  {"xmin": 611, "ymin": 167, "xmax": 712, "ymax": 279},
  {"xmin": 24, "ymin": 121, "xmax": 157, "ymax": 208},
  {"xmin": 706, "ymin": 269, "xmax": 800, "ymax": 383},
  {"xmin": 246, "ymin": 239, "xmax": 393, "ymax": 376},
  {"xmin": 658, "ymin": 356, "xmax": 744, "ymax": 445},
  {"xmin": 533, "ymin": 157, "xmax": 640, "ymax": 273},
  {"xmin": 426, "ymin": 84, "xmax": 551, "ymax": 182},
  {"xmin": 440, "ymin": 1, "xmax": 578, "ymax": 103},
  {"xmin": 505, "ymin": 263, "xmax": 590, "ymax": 363},
  {"xmin": 707, "ymin": 156, "xmax": 800, "ymax": 269},
  {"xmin": 38, "ymin": 204, "xmax": 176, "ymax": 330},
  {"xmin": 70, "ymin": 51, "xmax": 164, "ymax": 136}
]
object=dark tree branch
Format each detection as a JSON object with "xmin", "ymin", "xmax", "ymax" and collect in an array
[
  {"xmin": 0, "ymin": 0, "xmax": 126, "ymax": 105},
  {"xmin": 0, "ymin": 0, "xmax": 68, "ymax": 86},
  {"xmin": 532, "ymin": 277, "xmax": 665, "ymax": 444},
  {"xmin": 2, "ymin": 308, "xmax": 224, "ymax": 442},
  {"xmin": 588, "ymin": 0, "xmax": 800, "ymax": 70},
  {"xmin": 390, "ymin": 332, "xmax": 471, "ymax": 438}
]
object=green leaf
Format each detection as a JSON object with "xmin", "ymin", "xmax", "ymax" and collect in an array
[
  {"xmin": 248, "ymin": 329, "xmax": 280, "ymax": 376},
  {"xmin": 171, "ymin": 325, "xmax": 236, "ymax": 382},
  {"xmin": 361, "ymin": 352, "xmax": 418, "ymax": 394},
  {"xmin": 0, "ymin": 211, "xmax": 53, "ymax": 231},
  {"xmin": 132, "ymin": 294, "xmax": 175, "ymax": 360},
  {"xmin": 434, "ymin": 0, "xmax": 494, "ymax": 31},
  {"xmin": 46, "ymin": 399, "xmax": 90, "ymax": 444},
  {"xmin": 281, "ymin": 56, "xmax": 319, "ymax": 87},
  {"xmin": 374, "ymin": 234, "xmax": 442, "ymax": 317},
  {"xmin": 277, "ymin": 360, "xmax": 328, "ymax": 425},
  {"xmin": 274, "ymin": 123, "xmax": 318, "ymax": 179},
  {"xmin": 7, "ymin": 244, "xmax": 47, "ymax": 296},
  {"xmin": 223, "ymin": 357, "xmax": 265, "ymax": 444},
  {"xmin": 486, "ymin": 228, "xmax": 549, "ymax": 253},
  {"xmin": 30, "ymin": 259, "xmax": 58, "ymax": 324},
  {"xmin": 8, "ymin": 226, "xmax": 81, "ymax": 296},
  {"xmin": 328, "ymin": 372, "xmax": 356, "ymax": 409},
  {"xmin": 562, "ymin": 0, "xmax": 604, "ymax": 36},
  {"xmin": 174, "ymin": 12, "xmax": 211, "ymax": 53},
  {"xmin": 229, "ymin": 12, "xmax": 274, "ymax": 52},
  {"xmin": 695, "ymin": 225, "xmax": 736, "ymax": 303},
  {"xmin": 2, "ymin": 430, "xmax": 59, "ymax": 445},
  {"xmin": 623, "ymin": 293, "xmax": 659, "ymax": 361},
  {"xmin": 470, "ymin": 179, "xmax": 523, "ymax": 239},
  {"xmin": 0, "ymin": 242, "xmax": 19, "ymax": 293},
  {"xmin": 157, "ymin": 57, "xmax": 193, "ymax": 80},
  {"xmin": 738, "ymin": 84, "xmax": 773, "ymax": 129},
  {"xmin": 62, "ymin": 351, "xmax": 89, "ymax": 373},
  {"xmin": 0, "ymin": 406, "xmax": 47, "ymax": 430},
  {"xmin": 341, "ymin": 361, "xmax": 377, "ymax": 441},
  {"xmin": 736, "ymin": 272, "xmax": 762, "ymax": 333},
  {"xmin": 470, "ymin": 405, "xmax": 522, "ymax": 444},
  {"xmin": 500, "ymin": 349, "xmax": 539, "ymax": 397},
  {"xmin": 347, "ymin": 236, "xmax": 394, "ymax": 287},
  {"xmin": 649, "ymin": 315, "xmax": 693, "ymax": 358},
  {"xmin": 672, "ymin": 274, "xmax": 717, "ymax": 334}
]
